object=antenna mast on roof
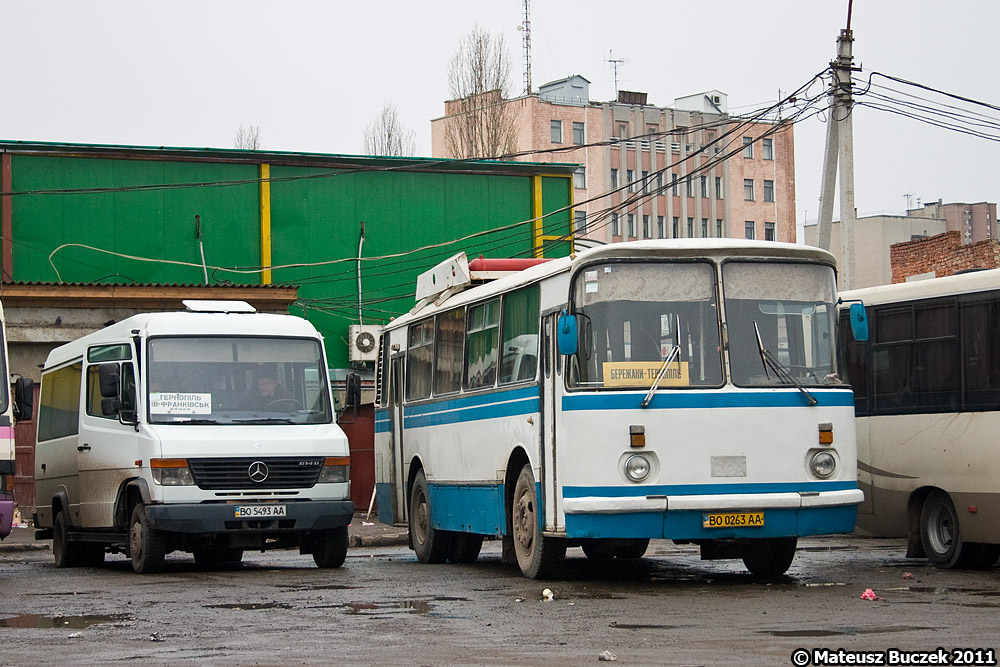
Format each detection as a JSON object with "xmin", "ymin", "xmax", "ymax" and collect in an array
[
  {"xmin": 518, "ymin": 0, "xmax": 532, "ymax": 95},
  {"xmin": 607, "ymin": 50, "xmax": 627, "ymax": 97}
]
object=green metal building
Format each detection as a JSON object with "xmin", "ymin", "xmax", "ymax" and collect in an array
[{"xmin": 0, "ymin": 141, "xmax": 577, "ymax": 367}]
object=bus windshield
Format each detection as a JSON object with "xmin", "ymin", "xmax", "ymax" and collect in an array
[
  {"xmin": 147, "ymin": 337, "xmax": 333, "ymax": 425},
  {"xmin": 723, "ymin": 261, "xmax": 842, "ymax": 387},
  {"xmin": 567, "ymin": 261, "xmax": 723, "ymax": 389}
]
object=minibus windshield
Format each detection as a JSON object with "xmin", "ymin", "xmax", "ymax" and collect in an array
[{"xmin": 147, "ymin": 337, "xmax": 333, "ymax": 424}]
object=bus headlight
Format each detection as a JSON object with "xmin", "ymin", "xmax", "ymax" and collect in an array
[
  {"xmin": 624, "ymin": 455, "xmax": 651, "ymax": 482},
  {"xmin": 809, "ymin": 451, "xmax": 836, "ymax": 478},
  {"xmin": 150, "ymin": 459, "xmax": 194, "ymax": 486},
  {"xmin": 318, "ymin": 457, "xmax": 350, "ymax": 483}
]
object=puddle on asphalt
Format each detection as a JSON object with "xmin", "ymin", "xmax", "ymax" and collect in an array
[
  {"xmin": 275, "ymin": 584, "xmax": 358, "ymax": 592},
  {"xmin": 334, "ymin": 597, "xmax": 469, "ymax": 616},
  {"xmin": 900, "ymin": 586, "xmax": 1000, "ymax": 596},
  {"xmin": 765, "ymin": 626, "xmax": 935, "ymax": 638},
  {"xmin": 610, "ymin": 622, "xmax": 678, "ymax": 630},
  {"xmin": 0, "ymin": 613, "xmax": 132, "ymax": 629},
  {"xmin": 204, "ymin": 602, "xmax": 293, "ymax": 611}
]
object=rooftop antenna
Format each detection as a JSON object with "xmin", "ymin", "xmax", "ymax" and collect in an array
[
  {"xmin": 516, "ymin": 0, "xmax": 532, "ymax": 95},
  {"xmin": 607, "ymin": 50, "xmax": 627, "ymax": 97}
]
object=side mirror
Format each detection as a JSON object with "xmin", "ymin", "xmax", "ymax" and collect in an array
[
  {"xmin": 345, "ymin": 372, "xmax": 362, "ymax": 408},
  {"xmin": 98, "ymin": 363, "xmax": 120, "ymax": 398},
  {"xmin": 13, "ymin": 377, "xmax": 33, "ymax": 421},
  {"xmin": 557, "ymin": 312, "xmax": 578, "ymax": 356},
  {"xmin": 849, "ymin": 303, "xmax": 869, "ymax": 342}
]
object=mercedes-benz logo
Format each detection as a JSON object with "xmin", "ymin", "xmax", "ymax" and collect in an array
[{"xmin": 248, "ymin": 461, "xmax": 269, "ymax": 483}]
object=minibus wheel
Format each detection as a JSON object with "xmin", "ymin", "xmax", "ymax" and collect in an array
[
  {"xmin": 511, "ymin": 464, "xmax": 565, "ymax": 579},
  {"xmin": 312, "ymin": 526, "xmax": 348, "ymax": 568},
  {"xmin": 129, "ymin": 504, "xmax": 166, "ymax": 574},
  {"xmin": 52, "ymin": 511, "xmax": 104, "ymax": 568},
  {"xmin": 409, "ymin": 469, "xmax": 451, "ymax": 563}
]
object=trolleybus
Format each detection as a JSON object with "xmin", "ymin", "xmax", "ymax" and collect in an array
[
  {"xmin": 841, "ymin": 269, "xmax": 1000, "ymax": 569},
  {"xmin": 375, "ymin": 240, "xmax": 864, "ymax": 578}
]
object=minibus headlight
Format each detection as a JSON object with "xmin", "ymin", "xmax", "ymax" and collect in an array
[
  {"xmin": 624, "ymin": 455, "xmax": 651, "ymax": 482},
  {"xmin": 810, "ymin": 451, "xmax": 836, "ymax": 479},
  {"xmin": 318, "ymin": 457, "xmax": 350, "ymax": 484},
  {"xmin": 150, "ymin": 459, "xmax": 194, "ymax": 486}
]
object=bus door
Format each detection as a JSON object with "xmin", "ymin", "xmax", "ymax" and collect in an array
[
  {"xmin": 387, "ymin": 355, "xmax": 407, "ymax": 523},
  {"xmin": 540, "ymin": 313, "xmax": 560, "ymax": 531}
]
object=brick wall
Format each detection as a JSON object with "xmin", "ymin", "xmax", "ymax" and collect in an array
[{"xmin": 890, "ymin": 231, "xmax": 1000, "ymax": 283}]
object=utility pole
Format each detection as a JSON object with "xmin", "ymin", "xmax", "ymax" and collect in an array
[
  {"xmin": 816, "ymin": 1, "xmax": 858, "ymax": 289},
  {"xmin": 519, "ymin": 0, "xmax": 532, "ymax": 96}
]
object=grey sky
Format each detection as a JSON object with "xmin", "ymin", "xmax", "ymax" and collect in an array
[{"xmin": 3, "ymin": 1, "xmax": 997, "ymax": 231}]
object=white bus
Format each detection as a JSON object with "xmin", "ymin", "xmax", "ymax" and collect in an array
[
  {"xmin": 33, "ymin": 301, "xmax": 353, "ymax": 573},
  {"xmin": 841, "ymin": 269, "xmax": 1000, "ymax": 569},
  {"xmin": 374, "ymin": 240, "xmax": 863, "ymax": 578}
]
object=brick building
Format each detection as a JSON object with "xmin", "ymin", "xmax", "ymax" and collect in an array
[
  {"xmin": 431, "ymin": 75, "xmax": 797, "ymax": 245},
  {"xmin": 890, "ymin": 231, "xmax": 1000, "ymax": 283}
]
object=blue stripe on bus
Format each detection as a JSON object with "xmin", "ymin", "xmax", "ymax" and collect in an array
[
  {"xmin": 563, "ymin": 480, "xmax": 856, "ymax": 498},
  {"xmin": 562, "ymin": 390, "xmax": 855, "ymax": 411},
  {"xmin": 374, "ymin": 409, "xmax": 390, "ymax": 433},
  {"xmin": 405, "ymin": 397, "xmax": 539, "ymax": 429},
  {"xmin": 404, "ymin": 385, "xmax": 539, "ymax": 416}
]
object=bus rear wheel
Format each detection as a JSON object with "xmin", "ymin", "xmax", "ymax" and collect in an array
[
  {"xmin": 409, "ymin": 470, "xmax": 451, "ymax": 563},
  {"xmin": 919, "ymin": 490, "xmax": 991, "ymax": 569},
  {"xmin": 511, "ymin": 464, "xmax": 565, "ymax": 579},
  {"xmin": 741, "ymin": 537, "xmax": 796, "ymax": 577},
  {"xmin": 447, "ymin": 533, "xmax": 484, "ymax": 564}
]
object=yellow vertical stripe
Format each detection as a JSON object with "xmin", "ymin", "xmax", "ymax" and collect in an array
[
  {"xmin": 532, "ymin": 174, "xmax": 544, "ymax": 258},
  {"xmin": 260, "ymin": 163, "xmax": 272, "ymax": 284}
]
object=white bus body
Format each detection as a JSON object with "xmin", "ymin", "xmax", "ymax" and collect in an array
[
  {"xmin": 376, "ymin": 240, "xmax": 863, "ymax": 578},
  {"xmin": 33, "ymin": 301, "xmax": 353, "ymax": 573},
  {"xmin": 841, "ymin": 269, "xmax": 1000, "ymax": 569}
]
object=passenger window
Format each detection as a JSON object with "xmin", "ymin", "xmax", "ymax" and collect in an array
[
  {"xmin": 499, "ymin": 286, "xmax": 540, "ymax": 385},
  {"xmin": 405, "ymin": 320, "xmax": 434, "ymax": 401},
  {"xmin": 434, "ymin": 308, "xmax": 465, "ymax": 395},
  {"xmin": 37, "ymin": 363, "xmax": 82, "ymax": 441},
  {"xmin": 466, "ymin": 299, "xmax": 500, "ymax": 390}
]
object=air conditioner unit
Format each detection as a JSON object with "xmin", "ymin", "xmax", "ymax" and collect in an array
[{"xmin": 349, "ymin": 324, "xmax": 381, "ymax": 363}]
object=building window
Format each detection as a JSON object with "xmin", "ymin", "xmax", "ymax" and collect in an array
[
  {"xmin": 687, "ymin": 217, "xmax": 694, "ymax": 237},
  {"xmin": 701, "ymin": 176, "xmax": 708, "ymax": 198},
  {"xmin": 763, "ymin": 180, "xmax": 774, "ymax": 202},
  {"xmin": 765, "ymin": 222, "xmax": 775, "ymax": 241},
  {"xmin": 641, "ymin": 170, "xmax": 649, "ymax": 193},
  {"xmin": 616, "ymin": 122, "xmax": 628, "ymax": 139},
  {"xmin": 572, "ymin": 121, "xmax": 585, "ymax": 145},
  {"xmin": 574, "ymin": 167, "xmax": 586, "ymax": 189},
  {"xmin": 671, "ymin": 174, "xmax": 679, "ymax": 196},
  {"xmin": 642, "ymin": 215, "xmax": 650, "ymax": 238},
  {"xmin": 715, "ymin": 177, "xmax": 723, "ymax": 199},
  {"xmin": 672, "ymin": 216, "xmax": 680, "ymax": 238},
  {"xmin": 646, "ymin": 124, "xmax": 658, "ymax": 138},
  {"xmin": 742, "ymin": 136, "xmax": 753, "ymax": 159},
  {"xmin": 745, "ymin": 221, "xmax": 755, "ymax": 240},
  {"xmin": 610, "ymin": 168, "xmax": 618, "ymax": 189},
  {"xmin": 686, "ymin": 178, "xmax": 694, "ymax": 198},
  {"xmin": 574, "ymin": 211, "xmax": 587, "ymax": 234},
  {"xmin": 762, "ymin": 138, "xmax": 774, "ymax": 160},
  {"xmin": 716, "ymin": 219, "xmax": 723, "ymax": 237},
  {"xmin": 701, "ymin": 218, "xmax": 708, "ymax": 237},
  {"xmin": 551, "ymin": 120, "xmax": 563, "ymax": 144},
  {"xmin": 627, "ymin": 214, "xmax": 635, "ymax": 238},
  {"xmin": 657, "ymin": 216, "xmax": 665, "ymax": 238},
  {"xmin": 627, "ymin": 169, "xmax": 634, "ymax": 192},
  {"xmin": 656, "ymin": 173, "xmax": 663, "ymax": 191},
  {"xmin": 744, "ymin": 179, "xmax": 754, "ymax": 201},
  {"xmin": 612, "ymin": 213, "xmax": 620, "ymax": 236}
]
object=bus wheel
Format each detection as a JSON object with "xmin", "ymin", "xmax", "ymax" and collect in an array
[
  {"xmin": 409, "ymin": 470, "xmax": 450, "ymax": 563},
  {"xmin": 921, "ymin": 490, "xmax": 965, "ymax": 568},
  {"xmin": 615, "ymin": 539, "xmax": 650, "ymax": 559},
  {"xmin": 312, "ymin": 526, "xmax": 348, "ymax": 568},
  {"xmin": 511, "ymin": 464, "xmax": 565, "ymax": 579},
  {"xmin": 581, "ymin": 540, "xmax": 615, "ymax": 561},
  {"xmin": 129, "ymin": 504, "xmax": 166, "ymax": 574},
  {"xmin": 742, "ymin": 537, "xmax": 796, "ymax": 577},
  {"xmin": 447, "ymin": 533, "xmax": 484, "ymax": 564}
]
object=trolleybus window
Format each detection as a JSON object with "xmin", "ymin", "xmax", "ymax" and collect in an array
[
  {"xmin": 566, "ymin": 262, "xmax": 723, "ymax": 388},
  {"xmin": 723, "ymin": 262, "xmax": 841, "ymax": 387},
  {"xmin": 406, "ymin": 320, "xmax": 435, "ymax": 400},
  {"xmin": 466, "ymin": 299, "xmax": 500, "ymax": 390},
  {"xmin": 434, "ymin": 308, "xmax": 465, "ymax": 395},
  {"xmin": 499, "ymin": 286, "xmax": 540, "ymax": 384}
]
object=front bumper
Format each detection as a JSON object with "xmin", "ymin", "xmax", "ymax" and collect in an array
[{"xmin": 145, "ymin": 500, "xmax": 354, "ymax": 534}]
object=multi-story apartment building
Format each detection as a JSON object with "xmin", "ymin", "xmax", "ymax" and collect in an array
[{"xmin": 431, "ymin": 75, "xmax": 796, "ymax": 245}]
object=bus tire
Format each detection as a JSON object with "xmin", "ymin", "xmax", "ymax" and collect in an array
[
  {"xmin": 312, "ymin": 526, "xmax": 348, "ymax": 569},
  {"xmin": 409, "ymin": 470, "xmax": 451, "ymax": 564},
  {"xmin": 614, "ymin": 538, "xmax": 650, "ymax": 559},
  {"xmin": 511, "ymin": 464, "xmax": 565, "ymax": 579},
  {"xmin": 447, "ymin": 533, "xmax": 484, "ymax": 564},
  {"xmin": 581, "ymin": 540, "xmax": 615, "ymax": 561},
  {"xmin": 920, "ymin": 490, "xmax": 967, "ymax": 569},
  {"xmin": 742, "ymin": 537, "xmax": 796, "ymax": 577},
  {"xmin": 129, "ymin": 504, "xmax": 166, "ymax": 574}
]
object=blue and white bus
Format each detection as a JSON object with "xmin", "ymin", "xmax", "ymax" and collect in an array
[{"xmin": 374, "ymin": 240, "xmax": 864, "ymax": 578}]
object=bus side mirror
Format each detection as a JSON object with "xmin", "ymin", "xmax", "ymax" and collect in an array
[
  {"xmin": 98, "ymin": 363, "xmax": 121, "ymax": 416},
  {"xmin": 849, "ymin": 303, "xmax": 869, "ymax": 342},
  {"xmin": 557, "ymin": 312, "xmax": 578, "ymax": 356},
  {"xmin": 13, "ymin": 376, "xmax": 33, "ymax": 421}
]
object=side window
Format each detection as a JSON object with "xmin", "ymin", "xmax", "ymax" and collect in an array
[
  {"xmin": 37, "ymin": 363, "xmax": 83, "ymax": 441},
  {"xmin": 839, "ymin": 311, "xmax": 869, "ymax": 416},
  {"xmin": 405, "ymin": 320, "xmax": 434, "ymax": 401},
  {"xmin": 499, "ymin": 286, "xmax": 540, "ymax": 384},
  {"xmin": 434, "ymin": 308, "xmax": 465, "ymax": 395},
  {"xmin": 466, "ymin": 299, "xmax": 500, "ymax": 390}
]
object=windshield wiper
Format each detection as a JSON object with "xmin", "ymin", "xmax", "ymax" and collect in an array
[
  {"xmin": 753, "ymin": 321, "xmax": 817, "ymax": 406},
  {"xmin": 642, "ymin": 316, "xmax": 683, "ymax": 409},
  {"xmin": 164, "ymin": 418, "xmax": 220, "ymax": 425},
  {"xmin": 232, "ymin": 417, "xmax": 296, "ymax": 424}
]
